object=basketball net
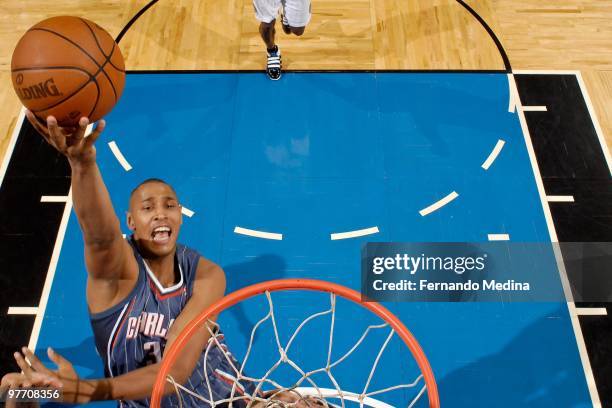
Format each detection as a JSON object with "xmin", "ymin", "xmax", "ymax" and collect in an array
[{"xmin": 151, "ymin": 279, "xmax": 439, "ymax": 408}]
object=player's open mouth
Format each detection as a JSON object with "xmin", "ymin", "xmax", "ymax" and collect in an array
[{"xmin": 152, "ymin": 226, "xmax": 172, "ymax": 244}]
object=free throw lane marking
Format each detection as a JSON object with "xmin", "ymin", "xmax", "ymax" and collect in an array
[
  {"xmin": 40, "ymin": 196, "xmax": 69, "ymax": 203},
  {"xmin": 234, "ymin": 226, "xmax": 283, "ymax": 240},
  {"xmin": 482, "ymin": 139, "xmax": 506, "ymax": 170},
  {"xmin": 521, "ymin": 106, "xmax": 548, "ymax": 112},
  {"xmin": 419, "ymin": 191, "xmax": 459, "ymax": 216},
  {"xmin": 575, "ymin": 308, "xmax": 607, "ymax": 316},
  {"xmin": 488, "ymin": 233, "xmax": 510, "ymax": 241},
  {"xmin": 546, "ymin": 195, "xmax": 575, "ymax": 202},
  {"xmin": 108, "ymin": 141, "xmax": 133, "ymax": 171},
  {"xmin": 8, "ymin": 307, "xmax": 38, "ymax": 315},
  {"xmin": 181, "ymin": 206, "xmax": 195, "ymax": 217},
  {"xmin": 331, "ymin": 227, "xmax": 379, "ymax": 240}
]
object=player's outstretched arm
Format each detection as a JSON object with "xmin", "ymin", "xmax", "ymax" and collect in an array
[
  {"xmin": 26, "ymin": 112, "xmax": 136, "ymax": 285},
  {"xmin": 4, "ymin": 260, "xmax": 226, "ymax": 404}
]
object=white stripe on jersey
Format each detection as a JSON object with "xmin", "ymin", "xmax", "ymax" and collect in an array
[
  {"xmin": 143, "ymin": 260, "xmax": 185, "ymax": 294},
  {"xmin": 107, "ymin": 302, "xmax": 130, "ymax": 377}
]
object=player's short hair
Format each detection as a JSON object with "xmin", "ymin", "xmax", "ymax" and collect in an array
[{"xmin": 130, "ymin": 178, "xmax": 177, "ymax": 199}]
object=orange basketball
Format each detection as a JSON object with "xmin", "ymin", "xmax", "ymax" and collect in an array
[{"xmin": 11, "ymin": 16, "xmax": 125, "ymax": 127}]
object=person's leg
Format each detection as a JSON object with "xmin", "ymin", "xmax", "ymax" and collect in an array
[
  {"xmin": 254, "ymin": 0, "xmax": 282, "ymax": 80},
  {"xmin": 282, "ymin": 0, "xmax": 311, "ymax": 36},
  {"xmin": 261, "ymin": 21, "xmax": 281, "ymax": 81},
  {"xmin": 289, "ymin": 26, "xmax": 305, "ymax": 36},
  {"xmin": 259, "ymin": 20, "xmax": 277, "ymax": 51}
]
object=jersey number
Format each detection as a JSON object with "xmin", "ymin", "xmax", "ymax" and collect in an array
[{"xmin": 143, "ymin": 341, "xmax": 162, "ymax": 365}]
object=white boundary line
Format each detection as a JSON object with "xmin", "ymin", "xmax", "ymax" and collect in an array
[
  {"xmin": 510, "ymin": 72, "xmax": 601, "ymax": 407},
  {"xmin": 575, "ymin": 72, "xmax": 612, "ymax": 177},
  {"xmin": 507, "ymin": 73, "xmax": 517, "ymax": 113},
  {"xmin": 521, "ymin": 106, "xmax": 547, "ymax": 112},
  {"xmin": 108, "ymin": 141, "xmax": 133, "ymax": 171},
  {"xmin": 7, "ymin": 307, "xmax": 39, "ymax": 315},
  {"xmin": 181, "ymin": 206, "xmax": 195, "ymax": 217},
  {"xmin": 481, "ymin": 139, "xmax": 505, "ymax": 170},
  {"xmin": 330, "ymin": 226, "xmax": 379, "ymax": 240},
  {"xmin": 487, "ymin": 233, "xmax": 510, "ymax": 241},
  {"xmin": 27, "ymin": 189, "xmax": 74, "ymax": 352},
  {"xmin": 546, "ymin": 195, "xmax": 575, "ymax": 203},
  {"xmin": 234, "ymin": 226, "xmax": 283, "ymax": 240},
  {"xmin": 419, "ymin": 191, "xmax": 458, "ymax": 216},
  {"xmin": 40, "ymin": 195, "xmax": 69, "ymax": 203},
  {"xmin": 575, "ymin": 308, "xmax": 608, "ymax": 316},
  {"xmin": 0, "ymin": 107, "xmax": 26, "ymax": 188}
]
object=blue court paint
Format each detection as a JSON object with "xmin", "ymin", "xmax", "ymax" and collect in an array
[{"xmin": 35, "ymin": 73, "xmax": 590, "ymax": 407}]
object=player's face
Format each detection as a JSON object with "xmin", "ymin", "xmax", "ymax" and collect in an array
[{"xmin": 127, "ymin": 182, "xmax": 182, "ymax": 257}]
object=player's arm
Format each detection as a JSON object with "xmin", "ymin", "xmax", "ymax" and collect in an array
[
  {"xmin": 26, "ymin": 112, "xmax": 136, "ymax": 284},
  {"xmin": 8, "ymin": 258, "xmax": 227, "ymax": 403}
]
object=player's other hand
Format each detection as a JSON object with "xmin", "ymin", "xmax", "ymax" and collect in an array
[
  {"xmin": 25, "ymin": 111, "xmax": 105, "ymax": 166},
  {"xmin": 10, "ymin": 347, "xmax": 80, "ymax": 403}
]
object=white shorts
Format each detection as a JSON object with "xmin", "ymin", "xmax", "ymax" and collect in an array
[{"xmin": 253, "ymin": 0, "xmax": 311, "ymax": 27}]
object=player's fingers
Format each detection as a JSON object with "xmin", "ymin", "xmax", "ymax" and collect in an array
[
  {"xmin": 25, "ymin": 111, "xmax": 51, "ymax": 142},
  {"xmin": 46, "ymin": 117, "xmax": 67, "ymax": 151},
  {"xmin": 72, "ymin": 117, "xmax": 89, "ymax": 142},
  {"xmin": 47, "ymin": 348, "xmax": 70, "ymax": 370},
  {"xmin": 22, "ymin": 348, "xmax": 51, "ymax": 375},
  {"xmin": 84, "ymin": 119, "xmax": 105, "ymax": 147},
  {"xmin": 13, "ymin": 352, "xmax": 33, "ymax": 377}
]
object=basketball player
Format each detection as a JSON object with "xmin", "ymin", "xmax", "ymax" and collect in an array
[
  {"xmin": 0, "ymin": 112, "xmax": 259, "ymax": 406},
  {"xmin": 255, "ymin": 0, "xmax": 312, "ymax": 80}
]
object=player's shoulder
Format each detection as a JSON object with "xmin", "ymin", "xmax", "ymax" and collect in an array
[
  {"xmin": 175, "ymin": 243, "xmax": 224, "ymax": 280},
  {"xmin": 191, "ymin": 257, "xmax": 225, "ymax": 287}
]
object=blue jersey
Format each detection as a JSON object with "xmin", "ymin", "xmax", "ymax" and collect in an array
[{"xmin": 90, "ymin": 237, "xmax": 254, "ymax": 407}]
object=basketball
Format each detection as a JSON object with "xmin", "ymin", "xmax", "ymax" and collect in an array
[{"xmin": 10, "ymin": 16, "xmax": 125, "ymax": 127}]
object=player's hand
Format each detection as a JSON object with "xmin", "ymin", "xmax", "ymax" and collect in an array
[
  {"xmin": 12, "ymin": 347, "xmax": 79, "ymax": 402},
  {"xmin": 25, "ymin": 111, "xmax": 105, "ymax": 166}
]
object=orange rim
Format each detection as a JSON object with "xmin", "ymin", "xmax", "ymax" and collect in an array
[{"xmin": 151, "ymin": 278, "xmax": 440, "ymax": 408}]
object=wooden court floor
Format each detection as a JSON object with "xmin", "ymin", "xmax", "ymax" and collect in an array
[{"xmin": 0, "ymin": 0, "xmax": 611, "ymax": 158}]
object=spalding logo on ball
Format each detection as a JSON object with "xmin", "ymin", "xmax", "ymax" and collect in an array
[{"xmin": 11, "ymin": 16, "xmax": 125, "ymax": 127}]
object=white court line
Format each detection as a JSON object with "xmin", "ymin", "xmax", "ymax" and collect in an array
[
  {"xmin": 27, "ymin": 190, "xmax": 74, "ymax": 352},
  {"xmin": 546, "ymin": 195, "xmax": 575, "ymax": 202},
  {"xmin": 331, "ymin": 226, "xmax": 379, "ymax": 241},
  {"xmin": 0, "ymin": 107, "xmax": 26, "ymax": 188},
  {"xmin": 8, "ymin": 307, "xmax": 38, "ymax": 315},
  {"xmin": 576, "ymin": 308, "xmax": 608, "ymax": 316},
  {"xmin": 108, "ymin": 141, "xmax": 133, "ymax": 171},
  {"xmin": 181, "ymin": 206, "xmax": 195, "ymax": 217},
  {"xmin": 234, "ymin": 226, "xmax": 283, "ymax": 240},
  {"xmin": 487, "ymin": 233, "xmax": 510, "ymax": 241},
  {"xmin": 513, "ymin": 70, "xmax": 611, "ymax": 176},
  {"xmin": 507, "ymin": 73, "xmax": 517, "ymax": 113},
  {"xmin": 481, "ymin": 139, "xmax": 505, "ymax": 170},
  {"xmin": 575, "ymin": 71, "xmax": 612, "ymax": 177},
  {"xmin": 40, "ymin": 195, "xmax": 69, "ymax": 203},
  {"xmin": 419, "ymin": 191, "xmax": 458, "ymax": 216},
  {"xmin": 510, "ymin": 72, "xmax": 601, "ymax": 408},
  {"xmin": 521, "ymin": 106, "xmax": 548, "ymax": 112}
]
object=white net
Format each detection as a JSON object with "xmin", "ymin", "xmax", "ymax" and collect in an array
[{"xmin": 165, "ymin": 291, "xmax": 428, "ymax": 408}]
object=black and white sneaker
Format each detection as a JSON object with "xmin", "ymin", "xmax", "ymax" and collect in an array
[{"xmin": 266, "ymin": 46, "xmax": 282, "ymax": 81}]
